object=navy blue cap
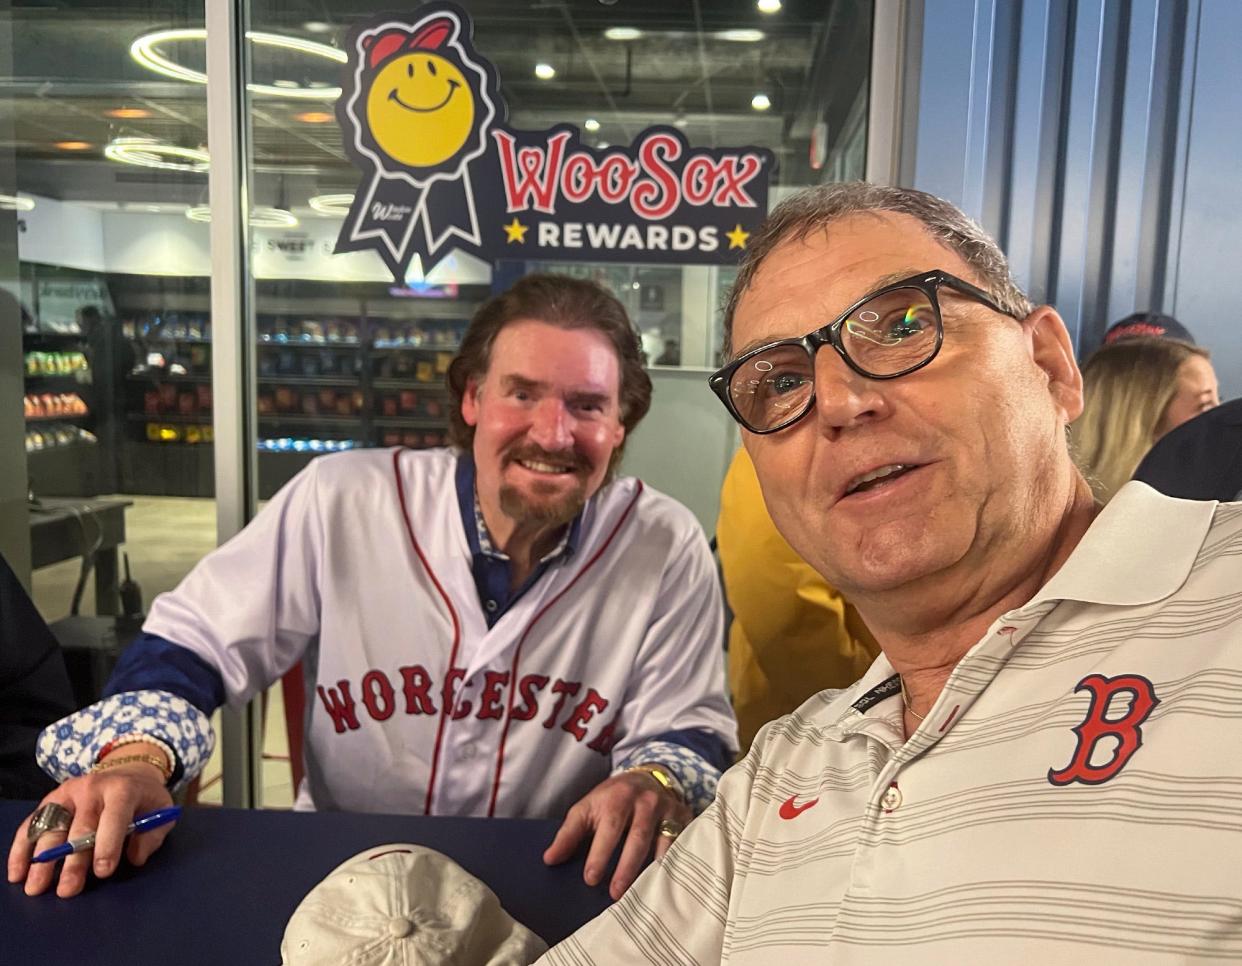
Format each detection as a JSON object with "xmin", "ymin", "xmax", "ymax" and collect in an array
[{"xmin": 1104, "ymin": 312, "xmax": 1195, "ymax": 345}]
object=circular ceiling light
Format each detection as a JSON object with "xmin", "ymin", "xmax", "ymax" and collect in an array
[
  {"xmin": 186, "ymin": 205, "xmax": 299, "ymax": 227},
  {"xmin": 584, "ymin": 118, "xmax": 600, "ymax": 133},
  {"xmin": 294, "ymin": 110, "xmax": 335, "ymax": 124},
  {"xmin": 757, "ymin": 0, "xmax": 782, "ymax": 12},
  {"xmin": 130, "ymin": 28, "xmax": 346, "ymax": 100},
  {"xmin": 308, "ymin": 193, "xmax": 353, "ymax": 216},
  {"xmin": 751, "ymin": 93, "xmax": 772, "ymax": 111},
  {"xmin": 106, "ymin": 107, "xmax": 153, "ymax": 119},
  {"xmin": 55, "ymin": 140, "xmax": 93, "ymax": 151},
  {"xmin": 105, "ymin": 137, "xmax": 209, "ymax": 172},
  {"xmin": 717, "ymin": 29, "xmax": 765, "ymax": 42},
  {"xmin": 604, "ymin": 27, "xmax": 642, "ymax": 41},
  {"xmin": 0, "ymin": 194, "xmax": 35, "ymax": 211},
  {"xmin": 302, "ymin": 21, "xmax": 333, "ymax": 34},
  {"xmin": 534, "ymin": 62, "xmax": 556, "ymax": 80}
]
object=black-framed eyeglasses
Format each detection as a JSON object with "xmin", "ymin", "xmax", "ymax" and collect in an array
[{"xmin": 708, "ymin": 269, "xmax": 1019, "ymax": 435}]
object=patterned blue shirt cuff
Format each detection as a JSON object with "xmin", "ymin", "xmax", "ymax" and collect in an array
[
  {"xmin": 35, "ymin": 689, "xmax": 215, "ymax": 794},
  {"xmin": 614, "ymin": 740, "xmax": 721, "ymax": 814}
]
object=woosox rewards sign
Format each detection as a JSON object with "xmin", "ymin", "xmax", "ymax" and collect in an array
[{"xmin": 334, "ymin": 2, "xmax": 776, "ymax": 282}]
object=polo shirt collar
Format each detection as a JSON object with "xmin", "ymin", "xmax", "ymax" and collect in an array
[{"xmin": 1024, "ymin": 480, "xmax": 1215, "ymax": 609}]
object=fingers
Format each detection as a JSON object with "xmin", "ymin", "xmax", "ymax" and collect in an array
[
  {"xmin": 583, "ymin": 808, "xmax": 627, "ymax": 889},
  {"xmin": 653, "ymin": 802, "xmax": 692, "ymax": 862},
  {"xmin": 543, "ymin": 806, "xmax": 590, "ymax": 867},
  {"xmin": 610, "ymin": 796, "xmax": 658, "ymax": 900},
  {"xmin": 53, "ymin": 798, "xmax": 103, "ymax": 899},
  {"xmin": 126, "ymin": 811, "xmax": 175, "ymax": 867},
  {"xmin": 7, "ymin": 811, "xmax": 36, "ymax": 885}
]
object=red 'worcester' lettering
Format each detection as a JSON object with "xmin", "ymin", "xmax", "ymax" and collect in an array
[
  {"xmin": 360, "ymin": 669, "xmax": 396, "ymax": 722},
  {"xmin": 562, "ymin": 688, "xmax": 609, "ymax": 741},
  {"xmin": 542, "ymin": 679, "xmax": 581, "ymax": 729},
  {"xmin": 398, "ymin": 664, "xmax": 436, "ymax": 715},
  {"xmin": 476, "ymin": 670, "xmax": 510, "ymax": 721},
  {"xmin": 317, "ymin": 681, "xmax": 361, "ymax": 733}
]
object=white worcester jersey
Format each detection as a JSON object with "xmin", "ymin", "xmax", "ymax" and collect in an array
[
  {"xmin": 144, "ymin": 447, "xmax": 736, "ymax": 817},
  {"xmin": 540, "ymin": 484, "xmax": 1242, "ymax": 964}
]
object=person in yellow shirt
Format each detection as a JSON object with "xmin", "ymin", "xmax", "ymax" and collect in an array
[{"xmin": 717, "ymin": 447, "xmax": 879, "ymax": 750}]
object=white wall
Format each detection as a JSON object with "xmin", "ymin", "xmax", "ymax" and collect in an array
[{"xmin": 621, "ymin": 367, "xmax": 739, "ymax": 538}]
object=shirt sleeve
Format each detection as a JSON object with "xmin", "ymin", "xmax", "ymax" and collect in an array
[
  {"xmin": 606, "ymin": 520, "xmax": 738, "ymax": 785},
  {"xmin": 141, "ymin": 458, "xmax": 328, "ymax": 706},
  {"xmin": 539, "ymin": 735, "xmax": 761, "ymax": 965}
]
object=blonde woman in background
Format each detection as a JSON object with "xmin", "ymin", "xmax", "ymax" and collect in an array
[{"xmin": 1073, "ymin": 337, "xmax": 1219, "ymax": 502}]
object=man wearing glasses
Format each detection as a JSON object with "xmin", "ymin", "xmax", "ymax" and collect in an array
[{"xmin": 539, "ymin": 182, "xmax": 1242, "ymax": 963}]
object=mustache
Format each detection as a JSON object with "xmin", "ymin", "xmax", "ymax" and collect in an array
[{"xmin": 503, "ymin": 445, "xmax": 589, "ymax": 473}]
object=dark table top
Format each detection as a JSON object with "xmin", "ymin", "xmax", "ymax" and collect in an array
[{"xmin": 0, "ymin": 801, "xmax": 610, "ymax": 965}]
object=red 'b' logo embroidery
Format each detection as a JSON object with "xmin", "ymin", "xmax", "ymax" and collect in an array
[{"xmin": 1048, "ymin": 674, "xmax": 1159, "ymax": 786}]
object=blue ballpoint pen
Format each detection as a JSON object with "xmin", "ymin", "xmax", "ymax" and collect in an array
[{"xmin": 31, "ymin": 806, "xmax": 182, "ymax": 864}]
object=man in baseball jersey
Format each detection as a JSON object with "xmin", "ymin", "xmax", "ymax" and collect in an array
[
  {"xmin": 538, "ymin": 183, "xmax": 1242, "ymax": 963},
  {"xmin": 9, "ymin": 273, "xmax": 736, "ymax": 901}
]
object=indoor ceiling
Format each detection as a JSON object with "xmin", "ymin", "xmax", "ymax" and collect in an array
[{"xmin": 2, "ymin": 0, "xmax": 872, "ymax": 210}]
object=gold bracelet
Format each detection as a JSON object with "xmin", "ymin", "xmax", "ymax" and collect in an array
[
  {"xmin": 625, "ymin": 763, "xmax": 684, "ymax": 802},
  {"xmin": 91, "ymin": 753, "xmax": 172, "ymax": 783}
]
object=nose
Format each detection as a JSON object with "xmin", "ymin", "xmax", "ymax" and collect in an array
[
  {"xmin": 528, "ymin": 397, "xmax": 574, "ymax": 450},
  {"xmin": 812, "ymin": 348, "xmax": 889, "ymax": 440}
]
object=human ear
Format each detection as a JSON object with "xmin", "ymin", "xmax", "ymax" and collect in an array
[
  {"xmin": 461, "ymin": 376, "xmax": 481, "ymax": 427},
  {"xmin": 1025, "ymin": 306, "xmax": 1083, "ymax": 423}
]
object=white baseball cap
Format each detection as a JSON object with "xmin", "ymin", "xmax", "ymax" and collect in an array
[{"xmin": 280, "ymin": 843, "xmax": 548, "ymax": 965}]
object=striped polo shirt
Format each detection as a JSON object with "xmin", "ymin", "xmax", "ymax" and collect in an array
[{"xmin": 540, "ymin": 483, "xmax": 1242, "ymax": 964}]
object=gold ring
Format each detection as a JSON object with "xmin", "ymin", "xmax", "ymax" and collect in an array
[
  {"xmin": 26, "ymin": 802, "xmax": 72, "ymax": 842},
  {"xmin": 657, "ymin": 818, "xmax": 685, "ymax": 839}
]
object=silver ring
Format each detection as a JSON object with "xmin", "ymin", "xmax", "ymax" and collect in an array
[
  {"xmin": 26, "ymin": 802, "xmax": 72, "ymax": 842},
  {"xmin": 657, "ymin": 818, "xmax": 685, "ymax": 839}
]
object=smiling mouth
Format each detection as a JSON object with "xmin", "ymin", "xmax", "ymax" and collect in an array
[
  {"xmin": 842, "ymin": 463, "xmax": 920, "ymax": 497},
  {"xmin": 388, "ymin": 80, "xmax": 460, "ymax": 114}
]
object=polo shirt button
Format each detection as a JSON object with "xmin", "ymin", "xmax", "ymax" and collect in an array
[
  {"xmin": 881, "ymin": 783, "xmax": 902, "ymax": 811},
  {"xmin": 485, "ymin": 599, "xmax": 498, "ymax": 612}
]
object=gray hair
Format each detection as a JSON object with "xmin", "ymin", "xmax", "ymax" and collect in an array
[{"xmin": 721, "ymin": 182, "xmax": 1034, "ymax": 358}]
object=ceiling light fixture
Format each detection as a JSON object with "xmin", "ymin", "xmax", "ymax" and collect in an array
[
  {"xmin": 186, "ymin": 205, "xmax": 298, "ymax": 228},
  {"xmin": 130, "ymin": 28, "xmax": 346, "ymax": 99},
  {"xmin": 54, "ymin": 140, "xmax": 93, "ymax": 151},
  {"xmin": 106, "ymin": 107, "xmax": 154, "ymax": 119},
  {"xmin": 717, "ymin": 29, "xmax": 765, "ymax": 42},
  {"xmin": 105, "ymin": 137, "xmax": 209, "ymax": 172},
  {"xmin": 308, "ymin": 193, "xmax": 354, "ymax": 216},
  {"xmin": 534, "ymin": 62, "xmax": 556, "ymax": 80},
  {"xmin": 302, "ymin": 21, "xmax": 333, "ymax": 34},
  {"xmin": 604, "ymin": 27, "xmax": 643, "ymax": 41},
  {"xmin": 584, "ymin": 118, "xmax": 600, "ymax": 133},
  {"xmin": 757, "ymin": 0, "xmax": 782, "ymax": 12},
  {"xmin": 294, "ymin": 111, "xmax": 334, "ymax": 123},
  {"xmin": 0, "ymin": 194, "xmax": 35, "ymax": 211},
  {"xmin": 751, "ymin": 93, "xmax": 772, "ymax": 111}
]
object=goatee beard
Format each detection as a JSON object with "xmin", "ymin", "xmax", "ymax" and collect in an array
[{"xmin": 499, "ymin": 481, "xmax": 586, "ymax": 527}]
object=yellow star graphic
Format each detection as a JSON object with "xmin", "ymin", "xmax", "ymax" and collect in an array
[
  {"xmin": 726, "ymin": 223, "xmax": 750, "ymax": 250},
  {"xmin": 502, "ymin": 217, "xmax": 529, "ymax": 244}
]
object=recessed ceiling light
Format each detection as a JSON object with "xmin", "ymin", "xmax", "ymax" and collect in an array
[
  {"xmin": 534, "ymin": 62, "xmax": 556, "ymax": 80},
  {"xmin": 751, "ymin": 93, "xmax": 772, "ymax": 111},
  {"xmin": 294, "ymin": 111, "xmax": 334, "ymax": 124},
  {"xmin": 106, "ymin": 107, "xmax": 153, "ymax": 119},
  {"xmin": 0, "ymin": 194, "xmax": 35, "ymax": 211},
  {"xmin": 673, "ymin": 116, "xmax": 689, "ymax": 129},
  {"xmin": 130, "ymin": 28, "xmax": 346, "ymax": 100},
  {"xmin": 584, "ymin": 118, "xmax": 601, "ymax": 133},
  {"xmin": 604, "ymin": 27, "xmax": 643, "ymax": 41},
  {"xmin": 55, "ymin": 140, "xmax": 93, "ymax": 151},
  {"xmin": 308, "ymin": 193, "xmax": 353, "ymax": 216},
  {"xmin": 717, "ymin": 29, "xmax": 765, "ymax": 42},
  {"xmin": 186, "ymin": 205, "xmax": 298, "ymax": 228},
  {"xmin": 757, "ymin": 0, "xmax": 782, "ymax": 12},
  {"xmin": 302, "ymin": 21, "xmax": 333, "ymax": 34},
  {"xmin": 105, "ymin": 137, "xmax": 209, "ymax": 171},
  {"xmin": 597, "ymin": 141, "xmax": 610, "ymax": 149}
]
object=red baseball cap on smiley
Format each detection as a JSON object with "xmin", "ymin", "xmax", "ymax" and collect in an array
[{"xmin": 363, "ymin": 17, "xmax": 453, "ymax": 71}]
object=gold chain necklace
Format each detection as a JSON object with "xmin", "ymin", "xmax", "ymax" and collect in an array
[{"xmin": 899, "ymin": 675, "xmax": 926, "ymax": 721}]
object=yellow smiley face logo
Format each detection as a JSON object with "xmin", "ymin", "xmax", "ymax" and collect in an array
[{"xmin": 366, "ymin": 52, "xmax": 475, "ymax": 169}]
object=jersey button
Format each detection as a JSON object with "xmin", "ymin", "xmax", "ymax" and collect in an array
[
  {"xmin": 485, "ymin": 599, "xmax": 498, "ymax": 612},
  {"xmin": 460, "ymin": 742, "xmax": 477, "ymax": 760},
  {"xmin": 880, "ymin": 782, "xmax": 902, "ymax": 812}
]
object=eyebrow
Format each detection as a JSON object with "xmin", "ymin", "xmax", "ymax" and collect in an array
[
  {"xmin": 499, "ymin": 374, "xmax": 613, "ymax": 406},
  {"xmin": 730, "ymin": 268, "xmax": 927, "ymax": 359}
]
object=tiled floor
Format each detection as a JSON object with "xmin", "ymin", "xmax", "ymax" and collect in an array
[{"xmin": 30, "ymin": 494, "xmax": 295, "ymax": 809}]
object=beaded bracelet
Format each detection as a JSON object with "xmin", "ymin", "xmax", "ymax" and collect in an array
[
  {"xmin": 91, "ymin": 753, "xmax": 172, "ymax": 783},
  {"xmin": 98, "ymin": 734, "xmax": 177, "ymax": 770}
]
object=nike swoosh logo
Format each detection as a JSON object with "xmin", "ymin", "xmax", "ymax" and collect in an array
[{"xmin": 778, "ymin": 794, "xmax": 820, "ymax": 820}]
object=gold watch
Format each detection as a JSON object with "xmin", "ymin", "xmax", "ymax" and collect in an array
[{"xmin": 626, "ymin": 763, "xmax": 685, "ymax": 802}]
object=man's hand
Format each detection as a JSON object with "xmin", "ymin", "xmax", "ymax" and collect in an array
[
  {"xmin": 7, "ymin": 749, "xmax": 175, "ymax": 898},
  {"xmin": 543, "ymin": 770, "xmax": 692, "ymax": 900}
]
